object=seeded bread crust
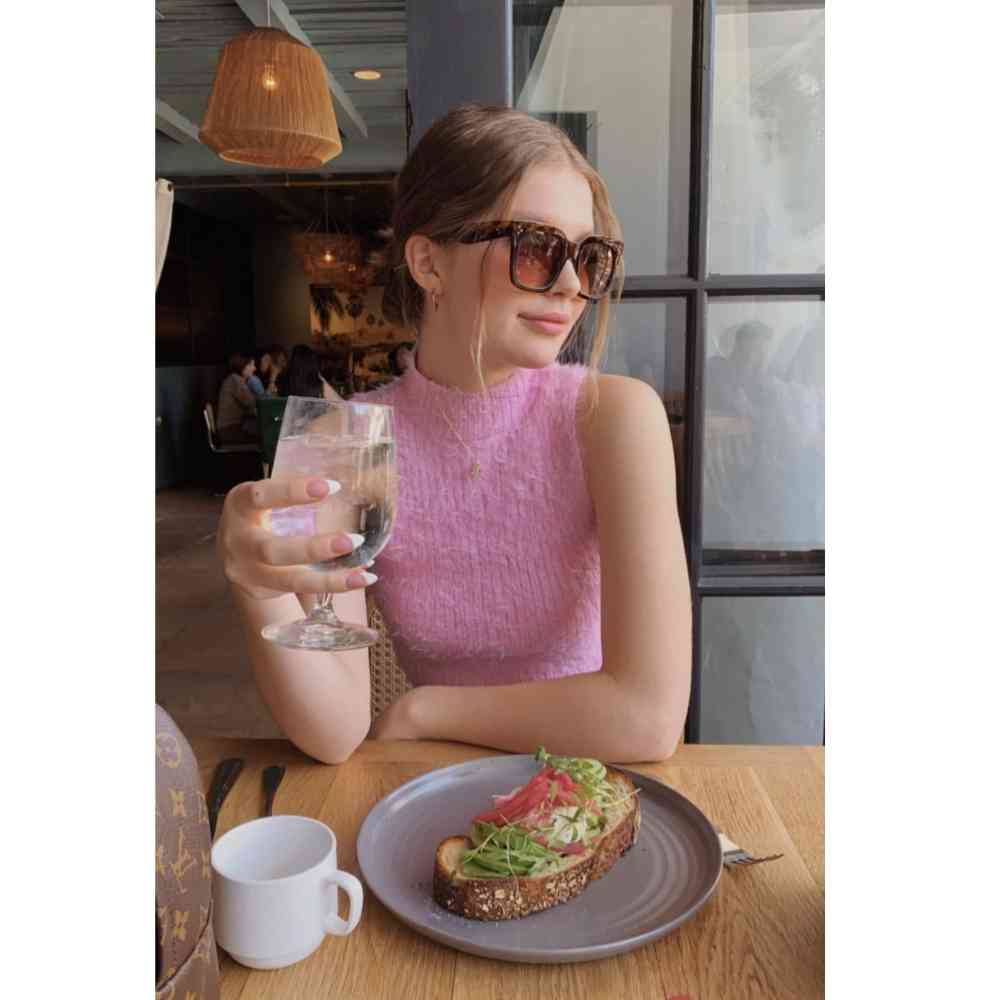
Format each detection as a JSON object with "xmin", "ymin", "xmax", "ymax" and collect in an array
[{"xmin": 432, "ymin": 770, "xmax": 641, "ymax": 921}]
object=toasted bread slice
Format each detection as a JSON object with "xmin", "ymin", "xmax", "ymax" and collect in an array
[{"xmin": 433, "ymin": 769, "xmax": 641, "ymax": 921}]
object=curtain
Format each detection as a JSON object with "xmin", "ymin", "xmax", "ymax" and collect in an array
[{"xmin": 155, "ymin": 178, "xmax": 174, "ymax": 289}]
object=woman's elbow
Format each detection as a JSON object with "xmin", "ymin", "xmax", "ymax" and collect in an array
[
  {"xmin": 291, "ymin": 718, "xmax": 370, "ymax": 766},
  {"xmin": 630, "ymin": 723, "xmax": 681, "ymax": 762},
  {"xmin": 628, "ymin": 696, "xmax": 686, "ymax": 762}
]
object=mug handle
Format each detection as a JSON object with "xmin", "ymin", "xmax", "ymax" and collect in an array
[{"xmin": 322, "ymin": 869, "xmax": 364, "ymax": 936}]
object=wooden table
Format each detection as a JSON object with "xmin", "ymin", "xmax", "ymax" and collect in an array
[{"xmin": 192, "ymin": 738, "xmax": 824, "ymax": 1000}]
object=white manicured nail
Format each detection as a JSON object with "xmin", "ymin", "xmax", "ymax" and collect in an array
[
  {"xmin": 364, "ymin": 560, "xmax": 374, "ymax": 568},
  {"xmin": 357, "ymin": 571, "xmax": 378, "ymax": 586},
  {"xmin": 347, "ymin": 533, "xmax": 365, "ymax": 550},
  {"xmin": 326, "ymin": 479, "xmax": 342, "ymax": 495}
]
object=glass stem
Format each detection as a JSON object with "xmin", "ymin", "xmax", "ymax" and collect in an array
[{"xmin": 308, "ymin": 592, "xmax": 342, "ymax": 624}]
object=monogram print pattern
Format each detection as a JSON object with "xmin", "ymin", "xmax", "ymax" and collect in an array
[{"xmin": 155, "ymin": 706, "xmax": 219, "ymax": 1000}]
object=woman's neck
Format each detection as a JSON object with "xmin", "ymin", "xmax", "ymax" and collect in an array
[{"xmin": 414, "ymin": 326, "xmax": 519, "ymax": 393}]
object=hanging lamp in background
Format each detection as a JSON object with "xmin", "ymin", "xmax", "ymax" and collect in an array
[
  {"xmin": 200, "ymin": 10, "xmax": 341, "ymax": 168},
  {"xmin": 291, "ymin": 188, "xmax": 372, "ymax": 290}
]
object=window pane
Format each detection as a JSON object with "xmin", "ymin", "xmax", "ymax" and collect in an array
[
  {"xmin": 699, "ymin": 595, "xmax": 824, "ymax": 744},
  {"xmin": 602, "ymin": 299, "xmax": 686, "ymax": 399},
  {"xmin": 702, "ymin": 296, "xmax": 823, "ymax": 552},
  {"xmin": 514, "ymin": 1, "xmax": 692, "ymax": 274},
  {"xmin": 709, "ymin": 1, "xmax": 825, "ymax": 275}
]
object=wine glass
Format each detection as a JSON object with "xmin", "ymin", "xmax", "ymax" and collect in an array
[{"xmin": 261, "ymin": 396, "xmax": 397, "ymax": 651}]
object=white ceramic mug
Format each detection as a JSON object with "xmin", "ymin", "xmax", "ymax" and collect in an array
[{"xmin": 211, "ymin": 815, "xmax": 364, "ymax": 970}]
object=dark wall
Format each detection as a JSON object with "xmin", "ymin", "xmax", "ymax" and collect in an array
[
  {"xmin": 155, "ymin": 364, "xmax": 223, "ymax": 490},
  {"xmin": 253, "ymin": 223, "xmax": 312, "ymax": 350},
  {"xmin": 156, "ymin": 201, "xmax": 256, "ymax": 365},
  {"xmin": 156, "ymin": 203, "xmax": 256, "ymax": 489}
]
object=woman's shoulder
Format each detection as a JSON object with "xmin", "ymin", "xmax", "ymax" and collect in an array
[
  {"xmin": 576, "ymin": 372, "xmax": 667, "ymax": 464},
  {"xmin": 351, "ymin": 377, "xmax": 405, "ymax": 405}
]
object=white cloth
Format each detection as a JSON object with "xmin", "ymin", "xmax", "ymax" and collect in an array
[{"xmin": 155, "ymin": 179, "xmax": 174, "ymax": 289}]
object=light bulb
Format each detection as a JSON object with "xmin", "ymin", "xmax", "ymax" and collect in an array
[{"xmin": 261, "ymin": 62, "xmax": 278, "ymax": 91}]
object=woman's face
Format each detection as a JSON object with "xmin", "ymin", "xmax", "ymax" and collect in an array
[
  {"xmin": 241, "ymin": 360, "xmax": 255, "ymax": 380},
  {"xmin": 259, "ymin": 353, "xmax": 272, "ymax": 374},
  {"xmin": 441, "ymin": 161, "xmax": 595, "ymax": 373}
]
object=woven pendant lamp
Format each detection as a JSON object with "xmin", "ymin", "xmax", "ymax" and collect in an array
[
  {"xmin": 200, "ymin": 27, "xmax": 342, "ymax": 168},
  {"xmin": 291, "ymin": 187, "xmax": 372, "ymax": 290}
]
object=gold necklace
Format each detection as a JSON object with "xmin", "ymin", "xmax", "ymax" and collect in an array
[{"xmin": 436, "ymin": 406, "xmax": 481, "ymax": 480}]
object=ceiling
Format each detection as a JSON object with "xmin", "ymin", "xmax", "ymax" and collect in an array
[{"xmin": 156, "ymin": 0, "xmax": 407, "ymax": 226}]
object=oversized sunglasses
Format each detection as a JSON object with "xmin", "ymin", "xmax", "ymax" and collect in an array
[{"xmin": 458, "ymin": 221, "xmax": 624, "ymax": 301}]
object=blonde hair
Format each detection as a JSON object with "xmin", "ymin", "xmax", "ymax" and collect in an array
[{"xmin": 379, "ymin": 103, "xmax": 624, "ymax": 394}]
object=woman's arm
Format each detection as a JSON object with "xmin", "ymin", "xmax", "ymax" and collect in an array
[
  {"xmin": 235, "ymin": 588, "xmax": 372, "ymax": 764},
  {"xmin": 218, "ymin": 477, "xmax": 376, "ymax": 763},
  {"xmin": 378, "ymin": 374, "xmax": 692, "ymax": 762},
  {"xmin": 239, "ymin": 382, "xmax": 258, "ymax": 415}
]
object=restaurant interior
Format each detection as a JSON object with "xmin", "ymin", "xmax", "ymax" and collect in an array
[{"xmin": 154, "ymin": 2, "xmax": 826, "ymax": 997}]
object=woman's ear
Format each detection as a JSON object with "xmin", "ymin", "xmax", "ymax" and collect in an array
[{"xmin": 404, "ymin": 234, "xmax": 444, "ymax": 295}]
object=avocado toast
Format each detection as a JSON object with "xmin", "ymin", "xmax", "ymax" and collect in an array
[{"xmin": 433, "ymin": 748, "xmax": 641, "ymax": 921}]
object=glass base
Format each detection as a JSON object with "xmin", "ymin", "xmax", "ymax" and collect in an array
[{"xmin": 261, "ymin": 608, "xmax": 378, "ymax": 652}]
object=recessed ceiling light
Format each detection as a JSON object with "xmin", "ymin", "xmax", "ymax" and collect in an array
[{"xmin": 353, "ymin": 69, "xmax": 382, "ymax": 81}]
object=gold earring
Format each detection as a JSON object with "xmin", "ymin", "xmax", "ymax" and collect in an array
[{"xmin": 431, "ymin": 290, "xmax": 440, "ymax": 312}]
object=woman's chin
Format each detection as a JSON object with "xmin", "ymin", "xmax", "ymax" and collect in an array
[{"xmin": 506, "ymin": 337, "xmax": 568, "ymax": 370}]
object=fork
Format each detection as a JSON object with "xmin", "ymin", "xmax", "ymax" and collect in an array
[{"xmin": 718, "ymin": 830, "xmax": 783, "ymax": 868}]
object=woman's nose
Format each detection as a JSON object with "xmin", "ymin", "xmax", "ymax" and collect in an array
[{"xmin": 550, "ymin": 256, "xmax": 582, "ymax": 297}]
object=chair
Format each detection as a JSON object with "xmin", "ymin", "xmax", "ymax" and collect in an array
[
  {"xmin": 255, "ymin": 396, "xmax": 288, "ymax": 478},
  {"xmin": 203, "ymin": 402, "xmax": 259, "ymax": 456},
  {"xmin": 366, "ymin": 594, "xmax": 411, "ymax": 721}
]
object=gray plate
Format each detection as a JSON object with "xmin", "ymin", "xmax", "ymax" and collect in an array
[{"xmin": 356, "ymin": 754, "xmax": 722, "ymax": 964}]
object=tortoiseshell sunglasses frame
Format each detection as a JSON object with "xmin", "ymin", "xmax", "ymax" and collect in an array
[{"xmin": 458, "ymin": 221, "xmax": 624, "ymax": 301}]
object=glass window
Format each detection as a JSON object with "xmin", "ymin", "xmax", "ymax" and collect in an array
[
  {"xmin": 702, "ymin": 295, "xmax": 823, "ymax": 551},
  {"xmin": 699, "ymin": 595, "xmax": 824, "ymax": 744},
  {"xmin": 708, "ymin": 1, "xmax": 825, "ymax": 275},
  {"xmin": 602, "ymin": 298, "xmax": 686, "ymax": 400},
  {"xmin": 514, "ymin": 1, "xmax": 693, "ymax": 274}
]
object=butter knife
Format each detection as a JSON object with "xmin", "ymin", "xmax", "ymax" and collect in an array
[{"xmin": 206, "ymin": 757, "xmax": 244, "ymax": 839}]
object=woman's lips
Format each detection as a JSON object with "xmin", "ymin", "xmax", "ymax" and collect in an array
[{"xmin": 520, "ymin": 314, "xmax": 570, "ymax": 336}]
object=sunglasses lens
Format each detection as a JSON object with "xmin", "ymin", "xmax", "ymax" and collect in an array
[
  {"xmin": 514, "ymin": 228, "xmax": 565, "ymax": 290},
  {"xmin": 577, "ymin": 241, "xmax": 616, "ymax": 298}
]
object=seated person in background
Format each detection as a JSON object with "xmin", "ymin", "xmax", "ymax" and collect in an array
[
  {"xmin": 267, "ymin": 345, "xmax": 287, "ymax": 395},
  {"xmin": 388, "ymin": 343, "xmax": 415, "ymax": 377},
  {"xmin": 247, "ymin": 348, "xmax": 274, "ymax": 398},
  {"xmin": 319, "ymin": 354, "xmax": 346, "ymax": 397},
  {"xmin": 276, "ymin": 344, "xmax": 341, "ymax": 401},
  {"xmin": 216, "ymin": 353, "xmax": 259, "ymax": 444}
]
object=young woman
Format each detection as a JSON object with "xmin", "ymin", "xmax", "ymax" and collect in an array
[
  {"xmin": 264, "ymin": 346, "xmax": 288, "ymax": 395},
  {"xmin": 216, "ymin": 352, "xmax": 259, "ymax": 444},
  {"xmin": 247, "ymin": 348, "xmax": 274, "ymax": 398},
  {"xmin": 217, "ymin": 104, "xmax": 691, "ymax": 764},
  {"xmin": 275, "ymin": 344, "xmax": 340, "ymax": 401}
]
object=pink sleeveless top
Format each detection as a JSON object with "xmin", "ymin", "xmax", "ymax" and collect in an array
[{"xmin": 353, "ymin": 354, "xmax": 602, "ymax": 687}]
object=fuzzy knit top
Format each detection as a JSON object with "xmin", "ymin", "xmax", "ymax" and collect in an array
[{"xmin": 352, "ymin": 352, "xmax": 602, "ymax": 688}]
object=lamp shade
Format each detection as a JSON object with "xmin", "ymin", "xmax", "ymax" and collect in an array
[
  {"xmin": 291, "ymin": 231, "xmax": 375, "ymax": 290},
  {"xmin": 200, "ymin": 27, "xmax": 342, "ymax": 168}
]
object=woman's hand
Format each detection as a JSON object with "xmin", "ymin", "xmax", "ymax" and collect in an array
[
  {"xmin": 217, "ymin": 477, "xmax": 373, "ymax": 602},
  {"xmin": 370, "ymin": 688, "xmax": 423, "ymax": 741}
]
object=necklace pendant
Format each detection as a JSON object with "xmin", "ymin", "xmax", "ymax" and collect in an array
[{"xmin": 469, "ymin": 462, "xmax": 481, "ymax": 480}]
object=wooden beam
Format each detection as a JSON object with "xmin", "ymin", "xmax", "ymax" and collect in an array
[
  {"xmin": 233, "ymin": 0, "xmax": 369, "ymax": 141},
  {"xmin": 155, "ymin": 99, "xmax": 200, "ymax": 143},
  {"xmin": 234, "ymin": 176, "xmax": 314, "ymax": 223}
]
